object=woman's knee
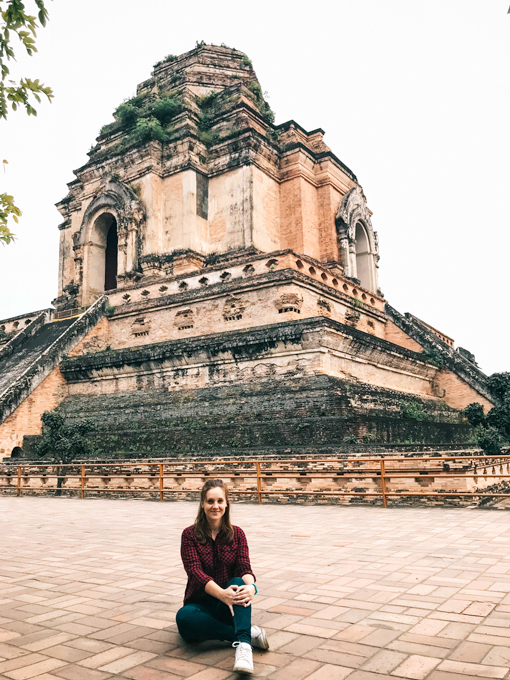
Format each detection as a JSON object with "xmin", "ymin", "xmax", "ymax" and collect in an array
[
  {"xmin": 228, "ymin": 577, "xmax": 245, "ymax": 587},
  {"xmin": 176, "ymin": 605, "xmax": 198, "ymax": 640}
]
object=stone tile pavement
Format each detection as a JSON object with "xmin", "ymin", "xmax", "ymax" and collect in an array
[{"xmin": 1, "ymin": 498, "xmax": 510, "ymax": 680}]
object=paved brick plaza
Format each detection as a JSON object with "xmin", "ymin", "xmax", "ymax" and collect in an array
[{"xmin": 1, "ymin": 498, "xmax": 510, "ymax": 680}]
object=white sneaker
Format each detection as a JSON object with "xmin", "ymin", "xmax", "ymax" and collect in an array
[
  {"xmin": 233, "ymin": 641, "xmax": 254, "ymax": 674},
  {"xmin": 251, "ymin": 625, "xmax": 269, "ymax": 650}
]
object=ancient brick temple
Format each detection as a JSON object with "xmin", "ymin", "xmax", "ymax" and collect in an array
[{"xmin": 0, "ymin": 44, "xmax": 494, "ymax": 460}]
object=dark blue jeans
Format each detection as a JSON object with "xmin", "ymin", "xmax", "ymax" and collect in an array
[{"xmin": 176, "ymin": 577, "xmax": 251, "ymax": 645}]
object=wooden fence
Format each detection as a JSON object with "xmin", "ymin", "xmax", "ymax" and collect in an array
[{"xmin": 2, "ymin": 454, "xmax": 510, "ymax": 507}]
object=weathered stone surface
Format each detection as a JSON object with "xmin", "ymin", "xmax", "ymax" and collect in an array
[
  {"xmin": 0, "ymin": 297, "xmax": 107, "ymax": 427},
  {"xmin": 22, "ymin": 373, "xmax": 471, "ymax": 460},
  {"xmin": 0, "ymin": 44, "xmax": 494, "ymax": 462}
]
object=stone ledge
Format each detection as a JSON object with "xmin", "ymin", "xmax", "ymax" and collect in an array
[
  {"xmin": 60, "ymin": 316, "xmax": 435, "ymax": 380},
  {"xmin": 386, "ymin": 304, "xmax": 493, "ymax": 403}
]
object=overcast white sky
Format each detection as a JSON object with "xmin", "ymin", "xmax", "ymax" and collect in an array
[{"xmin": 1, "ymin": 0, "xmax": 509, "ymax": 375}]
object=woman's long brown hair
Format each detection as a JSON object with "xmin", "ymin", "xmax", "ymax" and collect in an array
[{"xmin": 194, "ymin": 479, "xmax": 234, "ymax": 545}]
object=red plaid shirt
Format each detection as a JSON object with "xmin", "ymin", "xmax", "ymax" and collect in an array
[{"xmin": 181, "ymin": 525, "xmax": 256, "ymax": 604}]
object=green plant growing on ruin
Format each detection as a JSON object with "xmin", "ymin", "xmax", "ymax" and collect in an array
[
  {"xmin": 104, "ymin": 305, "xmax": 116, "ymax": 318},
  {"xmin": 115, "ymin": 100, "xmax": 142, "ymax": 127},
  {"xmin": 400, "ymin": 401, "xmax": 427, "ymax": 421},
  {"xmin": 97, "ymin": 92, "xmax": 183, "ymax": 152},
  {"xmin": 131, "ymin": 117, "xmax": 168, "ymax": 144},
  {"xmin": 266, "ymin": 128, "xmax": 281, "ymax": 144},
  {"xmin": 1, "ymin": 0, "xmax": 53, "ymax": 245},
  {"xmin": 153, "ymin": 53, "xmax": 178, "ymax": 68},
  {"xmin": 421, "ymin": 346, "xmax": 445, "ymax": 369},
  {"xmin": 197, "ymin": 91, "xmax": 220, "ymax": 109},
  {"xmin": 247, "ymin": 80, "xmax": 275, "ymax": 123},
  {"xmin": 35, "ymin": 410, "xmax": 97, "ymax": 495},
  {"xmin": 152, "ymin": 96, "xmax": 182, "ymax": 125},
  {"xmin": 464, "ymin": 372, "xmax": 510, "ymax": 455},
  {"xmin": 242, "ymin": 54, "xmax": 252, "ymax": 68}
]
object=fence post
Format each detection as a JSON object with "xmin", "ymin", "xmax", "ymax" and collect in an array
[
  {"xmin": 380, "ymin": 459, "xmax": 388, "ymax": 509},
  {"xmin": 159, "ymin": 464, "xmax": 164, "ymax": 502},
  {"xmin": 17, "ymin": 466, "xmax": 21, "ymax": 497},
  {"xmin": 256, "ymin": 462, "xmax": 262, "ymax": 505},
  {"xmin": 81, "ymin": 465, "xmax": 85, "ymax": 500}
]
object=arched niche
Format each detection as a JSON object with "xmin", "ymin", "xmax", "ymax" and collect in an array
[
  {"xmin": 355, "ymin": 221, "xmax": 376, "ymax": 291},
  {"xmin": 10, "ymin": 446, "xmax": 23, "ymax": 459},
  {"xmin": 104, "ymin": 215, "xmax": 119, "ymax": 291},
  {"xmin": 85, "ymin": 212, "xmax": 119, "ymax": 298},
  {"xmin": 75, "ymin": 178, "xmax": 146, "ymax": 305},
  {"xmin": 336, "ymin": 187, "xmax": 380, "ymax": 293}
]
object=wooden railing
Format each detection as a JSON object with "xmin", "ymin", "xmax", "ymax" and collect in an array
[{"xmin": 2, "ymin": 454, "xmax": 510, "ymax": 507}]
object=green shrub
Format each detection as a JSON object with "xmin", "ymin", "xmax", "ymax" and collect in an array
[
  {"xmin": 487, "ymin": 372, "xmax": 510, "ymax": 401},
  {"xmin": 154, "ymin": 54, "xmax": 178, "ymax": 68},
  {"xmin": 115, "ymin": 99, "xmax": 145, "ymax": 127},
  {"xmin": 400, "ymin": 401, "xmax": 427, "ymax": 421},
  {"xmin": 131, "ymin": 117, "xmax": 168, "ymax": 144},
  {"xmin": 249, "ymin": 81, "xmax": 263, "ymax": 98},
  {"xmin": 266, "ymin": 128, "xmax": 281, "ymax": 144},
  {"xmin": 99, "ymin": 121, "xmax": 121, "ymax": 137},
  {"xmin": 464, "ymin": 402, "xmax": 485, "ymax": 427},
  {"xmin": 199, "ymin": 130, "xmax": 220, "ymax": 147},
  {"xmin": 152, "ymin": 97, "xmax": 183, "ymax": 125},
  {"xmin": 465, "ymin": 372, "xmax": 510, "ymax": 455},
  {"xmin": 247, "ymin": 80, "xmax": 275, "ymax": 123},
  {"xmin": 197, "ymin": 91, "xmax": 220, "ymax": 109},
  {"xmin": 242, "ymin": 54, "xmax": 252, "ymax": 68},
  {"xmin": 476, "ymin": 426, "xmax": 505, "ymax": 456},
  {"xmin": 421, "ymin": 347, "xmax": 445, "ymax": 369}
]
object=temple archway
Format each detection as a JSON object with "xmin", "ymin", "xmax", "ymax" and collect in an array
[
  {"xmin": 84, "ymin": 212, "xmax": 119, "ymax": 301},
  {"xmin": 72, "ymin": 178, "xmax": 146, "ymax": 306},
  {"xmin": 336, "ymin": 188, "xmax": 380, "ymax": 293}
]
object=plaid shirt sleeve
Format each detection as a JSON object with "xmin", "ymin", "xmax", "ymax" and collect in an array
[
  {"xmin": 234, "ymin": 527, "xmax": 256, "ymax": 581},
  {"xmin": 181, "ymin": 528, "xmax": 214, "ymax": 588}
]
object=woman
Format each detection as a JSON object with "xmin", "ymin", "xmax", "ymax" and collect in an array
[{"xmin": 176, "ymin": 479, "xmax": 269, "ymax": 674}]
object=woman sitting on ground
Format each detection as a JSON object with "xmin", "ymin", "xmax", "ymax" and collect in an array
[{"xmin": 176, "ymin": 479, "xmax": 269, "ymax": 674}]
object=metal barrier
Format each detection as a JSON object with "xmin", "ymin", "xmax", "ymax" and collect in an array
[
  {"xmin": 53, "ymin": 306, "xmax": 89, "ymax": 321},
  {"xmin": 1, "ymin": 454, "xmax": 510, "ymax": 506}
]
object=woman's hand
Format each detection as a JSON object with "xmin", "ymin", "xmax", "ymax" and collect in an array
[
  {"xmin": 233, "ymin": 584, "xmax": 255, "ymax": 607},
  {"xmin": 220, "ymin": 585, "xmax": 240, "ymax": 615}
]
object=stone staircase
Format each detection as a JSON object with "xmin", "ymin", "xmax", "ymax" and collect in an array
[{"xmin": 0, "ymin": 297, "xmax": 108, "ymax": 430}]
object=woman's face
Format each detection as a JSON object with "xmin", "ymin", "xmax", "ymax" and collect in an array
[{"xmin": 202, "ymin": 486, "xmax": 227, "ymax": 523}]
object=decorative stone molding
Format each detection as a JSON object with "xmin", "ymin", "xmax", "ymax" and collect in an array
[
  {"xmin": 336, "ymin": 187, "xmax": 379, "ymax": 293},
  {"xmin": 317, "ymin": 299, "xmax": 332, "ymax": 317},
  {"xmin": 174, "ymin": 309, "xmax": 194, "ymax": 330},
  {"xmin": 274, "ymin": 293, "xmax": 303, "ymax": 314},
  {"xmin": 131, "ymin": 317, "xmax": 151, "ymax": 337},
  {"xmin": 223, "ymin": 296, "xmax": 246, "ymax": 321}
]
